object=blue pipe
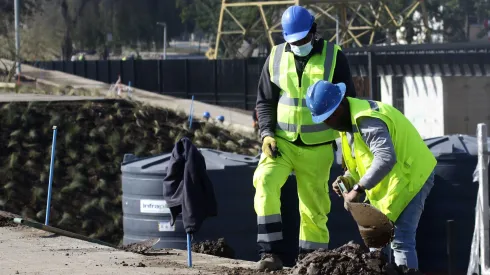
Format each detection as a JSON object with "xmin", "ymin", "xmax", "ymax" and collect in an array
[
  {"xmin": 127, "ymin": 81, "xmax": 133, "ymax": 99},
  {"xmin": 187, "ymin": 233, "xmax": 193, "ymax": 267},
  {"xmin": 189, "ymin": 95, "xmax": 195, "ymax": 129},
  {"xmin": 45, "ymin": 126, "xmax": 58, "ymax": 226}
]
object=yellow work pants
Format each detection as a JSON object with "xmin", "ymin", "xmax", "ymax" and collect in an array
[{"xmin": 253, "ymin": 137, "xmax": 334, "ymax": 255}]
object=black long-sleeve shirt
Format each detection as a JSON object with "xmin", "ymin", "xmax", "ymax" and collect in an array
[
  {"xmin": 256, "ymin": 38, "xmax": 357, "ymax": 143},
  {"xmin": 162, "ymin": 137, "xmax": 218, "ymax": 234}
]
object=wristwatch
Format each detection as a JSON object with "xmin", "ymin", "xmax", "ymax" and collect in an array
[{"xmin": 353, "ymin": 184, "xmax": 365, "ymax": 193}]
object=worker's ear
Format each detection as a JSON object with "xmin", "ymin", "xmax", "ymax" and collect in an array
[{"xmin": 334, "ymin": 99, "xmax": 348, "ymax": 117}]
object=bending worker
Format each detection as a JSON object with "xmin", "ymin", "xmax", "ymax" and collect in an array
[
  {"xmin": 305, "ymin": 80, "xmax": 436, "ymax": 272},
  {"xmin": 253, "ymin": 5, "xmax": 356, "ymax": 271}
]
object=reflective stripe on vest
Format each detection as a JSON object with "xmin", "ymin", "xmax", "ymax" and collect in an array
[
  {"xmin": 340, "ymin": 98, "xmax": 437, "ymax": 222},
  {"xmin": 268, "ymin": 41, "xmax": 340, "ymax": 145}
]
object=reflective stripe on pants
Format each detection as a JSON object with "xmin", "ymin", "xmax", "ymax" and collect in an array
[{"xmin": 253, "ymin": 137, "xmax": 333, "ymax": 255}]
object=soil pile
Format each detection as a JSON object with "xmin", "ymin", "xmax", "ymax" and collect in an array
[
  {"xmin": 290, "ymin": 242, "xmax": 421, "ymax": 275},
  {"xmin": 191, "ymin": 238, "xmax": 236, "ymax": 259},
  {"xmin": 0, "ymin": 100, "xmax": 260, "ymax": 245},
  {"xmin": 118, "ymin": 238, "xmax": 160, "ymax": 254}
]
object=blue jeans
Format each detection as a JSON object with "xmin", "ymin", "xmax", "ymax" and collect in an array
[{"xmin": 370, "ymin": 171, "xmax": 435, "ymax": 269}]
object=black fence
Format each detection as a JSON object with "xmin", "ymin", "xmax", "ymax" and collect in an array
[
  {"xmin": 27, "ymin": 42, "xmax": 490, "ymax": 111},
  {"xmin": 28, "ymin": 59, "xmax": 269, "ymax": 111}
]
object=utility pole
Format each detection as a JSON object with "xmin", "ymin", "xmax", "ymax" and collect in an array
[
  {"xmin": 14, "ymin": 0, "xmax": 21, "ymax": 75},
  {"xmin": 157, "ymin": 22, "xmax": 167, "ymax": 60}
]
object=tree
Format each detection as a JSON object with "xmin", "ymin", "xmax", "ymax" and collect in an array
[
  {"xmin": 177, "ymin": 0, "xmax": 219, "ymax": 35},
  {"xmin": 177, "ymin": 0, "xmax": 282, "ymax": 57},
  {"xmin": 59, "ymin": 0, "xmax": 94, "ymax": 60},
  {"xmin": 0, "ymin": 0, "xmax": 39, "ymax": 36},
  {"xmin": 424, "ymin": 0, "xmax": 490, "ymax": 42}
]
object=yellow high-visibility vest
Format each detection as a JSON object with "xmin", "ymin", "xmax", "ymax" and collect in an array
[
  {"xmin": 268, "ymin": 40, "xmax": 341, "ymax": 145},
  {"xmin": 340, "ymin": 97, "xmax": 437, "ymax": 222}
]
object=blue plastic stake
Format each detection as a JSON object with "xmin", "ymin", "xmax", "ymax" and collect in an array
[
  {"xmin": 187, "ymin": 233, "xmax": 193, "ymax": 267},
  {"xmin": 45, "ymin": 126, "xmax": 58, "ymax": 226},
  {"xmin": 189, "ymin": 95, "xmax": 195, "ymax": 129},
  {"xmin": 127, "ymin": 81, "xmax": 133, "ymax": 99}
]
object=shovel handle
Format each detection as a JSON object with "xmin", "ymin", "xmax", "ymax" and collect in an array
[{"xmin": 337, "ymin": 180, "xmax": 348, "ymax": 194}]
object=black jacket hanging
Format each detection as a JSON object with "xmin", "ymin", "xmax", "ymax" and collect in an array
[{"xmin": 162, "ymin": 137, "xmax": 218, "ymax": 234}]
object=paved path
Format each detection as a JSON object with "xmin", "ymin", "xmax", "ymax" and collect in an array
[
  {"xmin": 0, "ymin": 226, "xmax": 256, "ymax": 275},
  {"xmin": 0, "ymin": 59, "xmax": 255, "ymax": 134},
  {"xmin": 0, "ymin": 93, "xmax": 105, "ymax": 102}
]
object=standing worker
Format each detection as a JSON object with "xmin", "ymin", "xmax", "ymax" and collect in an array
[
  {"xmin": 253, "ymin": 5, "xmax": 356, "ymax": 271},
  {"xmin": 305, "ymin": 80, "xmax": 436, "ymax": 272}
]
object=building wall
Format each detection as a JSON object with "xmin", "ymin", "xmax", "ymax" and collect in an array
[
  {"xmin": 376, "ymin": 76, "xmax": 489, "ymax": 138},
  {"xmin": 380, "ymin": 75, "xmax": 393, "ymax": 105},
  {"xmin": 443, "ymin": 77, "xmax": 490, "ymax": 135},
  {"xmin": 403, "ymin": 76, "xmax": 445, "ymax": 139}
]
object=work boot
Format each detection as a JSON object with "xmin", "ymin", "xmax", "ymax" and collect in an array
[{"xmin": 255, "ymin": 253, "xmax": 283, "ymax": 271}]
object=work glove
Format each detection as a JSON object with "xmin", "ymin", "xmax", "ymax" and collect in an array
[
  {"xmin": 262, "ymin": 136, "xmax": 278, "ymax": 159},
  {"xmin": 332, "ymin": 176, "xmax": 356, "ymax": 197}
]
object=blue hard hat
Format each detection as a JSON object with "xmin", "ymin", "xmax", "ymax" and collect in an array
[
  {"xmin": 306, "ymin": 80, "xmax": 346, "ymax": 124},
  {"xmin": 217, "ymin": 115, "xmax": 225, "ymax": 122},
  {"xmin": 281, "ymin": 6, "xmax": 314, "ymax": 43},
  {"xmin": 203, "ymin": 111, "xmax": 211, "ymax": 118}
]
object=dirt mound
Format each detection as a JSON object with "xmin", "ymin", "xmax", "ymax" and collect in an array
[
  {"xmin": 219, "ymin": 266, "xmax": 287, "ymax": 275},
  {"xmin": 118, "ymin": 238, "xmax": 160, "ymax": 254},
  {"xmin": 290, "ymin": 242, "xmax": 421, "ymax": 275},
  {"xmin": 191, "ymin": 238, "xmax": 235, "ymax": 259}
]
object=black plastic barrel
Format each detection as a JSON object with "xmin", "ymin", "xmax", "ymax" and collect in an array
[
  {"xmin": 418, "ymin": 135, "xmax": 490, "ymax": 274},
  {"xmin": 121, "ymin": 152, "xmax": 187, "ymax": 249}
]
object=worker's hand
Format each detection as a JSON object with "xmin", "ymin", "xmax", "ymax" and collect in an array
[
  {"xmin": 343, "ymin": 190, "xmax": 362, "ymax": 211},
  {"xmin": 262, "ymin": 136, "xmax": 277, "ymax": 159},
  {"xmin": 332, "ymin": 176, "xmax": 355, "ymax": 197}
]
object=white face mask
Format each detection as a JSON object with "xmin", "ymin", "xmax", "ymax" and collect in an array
[{"xmin": 290, "ymin": 39, "xmax": 313, "ymax": 57}]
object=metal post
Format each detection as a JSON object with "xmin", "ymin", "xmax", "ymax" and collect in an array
[
  {"xmin": 157, "ymin": 22, "xmax": 167, "ymax": 60},
  {"xmin": 14, "ymin": 0, "xmax": 21, "ymax": 75},
  {"xmin": 477, "ymin": 123, "xmax": 490, "ymax": 274},
  {"xmin": 368, "ymin": 51, "xmax": 373, "ymax": 99},
  {"xmin": 163, "ymin": 23, "xmax": 167, "ymax": 60},
  {"xmin": 45, "ymin": 126, "xmax": 58, "ymax": 226}
]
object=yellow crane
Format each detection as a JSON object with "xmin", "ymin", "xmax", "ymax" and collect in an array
[{"xmin": 210, "ymin": 0, "xmax": 430, "ymax": 59}]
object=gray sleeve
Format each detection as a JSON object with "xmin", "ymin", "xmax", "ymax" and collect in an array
[{"xmin": 356, "ymin": 117, "xmax": 397, "ymax": 190}]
